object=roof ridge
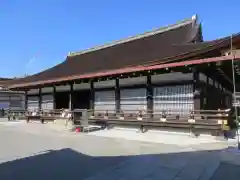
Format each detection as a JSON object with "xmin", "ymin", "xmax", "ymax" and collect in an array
[
  {"xmin": 172, "ymin": 32, "xmax": 240, "ymax": 47},
  {"xmin": 68, "ymin": 15, "xmax": 197, "ymax": 57}
]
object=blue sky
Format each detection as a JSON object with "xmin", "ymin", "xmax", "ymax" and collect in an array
[{"xmin": 0, "ymin": 0, "xmax": 239, "ymax": 77}]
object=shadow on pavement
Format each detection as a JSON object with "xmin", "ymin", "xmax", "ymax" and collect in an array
[{"xmin": 0, "ymin": 147, "xmax": 239, "ymax": 180}]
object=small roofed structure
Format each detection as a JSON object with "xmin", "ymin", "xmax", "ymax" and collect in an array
[
  {"xmin": 5, "ymin": 15, "xmax": 240, "ymax": 116},
  {"xmin": 0, "ymin": 78, "xmax": 24, "ymax": 111}
]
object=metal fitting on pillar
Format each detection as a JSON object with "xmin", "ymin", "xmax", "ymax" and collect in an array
[
  {"xmin": 176, "ymin": 114, "xmax": 180, "ymax": 120},
  {"xmin": 104, "ymin": 110, "xmax": 108, "ymax": 119},
  {"xmin": 188, "ymin": 111, "xmax": 195, "ymax": 123},
  {"xmin": 137, "ymin": 110, "xmax": 143, "ymax": 120},
  {"xmin": 217, "ymin": 109, "xmax": 223, "ymax": 125},
  {"xmin": 160, "ymin": 111, "xmax": 167, "ymax": 122},
  {"xmin": 119, "ymin": 110, "xmax": 124, "ymax": 120}
]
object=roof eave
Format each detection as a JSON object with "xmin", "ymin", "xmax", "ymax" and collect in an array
[{"xmin": 8, "ymin": 55, "xmax": 240, "ymax": 89}]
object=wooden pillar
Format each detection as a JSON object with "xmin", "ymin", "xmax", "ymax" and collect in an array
[
  {"xmin": 115, "ymin": 78, "xmax": 120, "ymax": 113},
  {"xmin": 220, "ymin": 85, "xmax": 225, "ymax": 108},
  {"xmin": 53, "ymin": 86, "xmax": 56, "ymax": 109},
  {"xmin": 216, "ymin": 83, "xmax": 220, "ymax": 108},
  {"xmin": 212, "ymin": 79, "xmax": 216, "ymax": 89},
  {"xmin": 24, "ymin": 90, "xmax": 28, "ymax": 110},
  {"xmin": 206, "ymin": 76, "xmax": 212, "ymax": 109},
  {"xmin": 90, "ymin": 81, "xmax": 95, "ymax": 110},
  {"xmin": 146, "ymin": 75, "xmax": 153, "ymax": 114},
  {"xmin": 201, "ymin": 75, "xmax": 208, "ymax": 110},
  {"xmin": 206, "ymin": 76, "xmax": 209, "ymax": 85},
  {"xmin": 212, "ymin": 78, "xmax": 218, "ymax": 109},
  {"xmin": 69, "ymin": 83, "xmax": 74, "ymax": 110},
  {"xmin": 39, "ymin": 88, "xmax": 42, "ymax": 110},
  {"xmin": 217, "ymin": 83, "xmax": 222, "ymax": 108},
  {"xmin": 193, "ymin": 67, "xmax": 201, "ymax": 110},
  {"xmin": 205, "ymin": 76, "xmax": 209, "ymax": 109},
  {"xmin": 223, "ymin": 87, "xmax": 228, "ymax": 108}
]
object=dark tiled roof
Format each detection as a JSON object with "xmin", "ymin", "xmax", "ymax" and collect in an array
[
  {"xmin": 7, "ymin": 17, "xmax": 198, "ymax": 86},
  {"xmin": 0, "ymin": 78, "xmax": 14, "ymax": 87},
  {"xmin": 6, "ymin": 16, "xmax": 239, "ymax": 88},
  {"xmin": 0, "ymin": 78, "xmax": 12, "ymax": 81}
]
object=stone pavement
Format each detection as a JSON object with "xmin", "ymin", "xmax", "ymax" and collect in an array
[
  {"xmin": 210, "ymin": 162, "xmax": 240, "ymax": 180},
  {"xmin": 0, "ymin": 121, "xmax": 240, "ymax": 180},
  {"xmin": 88, "ymin": 127, "xmax": 227, "ymax": 146}
]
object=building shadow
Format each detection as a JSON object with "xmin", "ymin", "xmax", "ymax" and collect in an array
[{"xmin": 0, "ymin": 147, "xmax": 239, "ymax": 180}]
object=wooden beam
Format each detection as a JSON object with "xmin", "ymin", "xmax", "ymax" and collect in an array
[
  {"xmin": 193, "ymin": 67, "xmax": 201, "ymax": 110},
  {"xmin": 39, "ymin": 88, "xmax": 42, "ymax": 110},
  {"xmin": 90, "ymin": 81, "xmax": 94, "ymax": 110},
  {"xmin": 53, "ymin": 85, "xmax": 56, "ymax": 110},
  {"xmin": 146, "ymin": 75, "xmax": 153, "ymax": 113},
  {"xmin": 69, "ymin": 83, "xmax": 74, "ymax": 110},
  {"xmin": 24, "ymin": 91, "xmax": 28, "ymax": 110},
  {"xmin": 115, "ymin": 78, "xmax": 120, "ymax": 113}
]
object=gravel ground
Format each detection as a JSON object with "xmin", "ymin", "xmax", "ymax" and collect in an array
[{"xmin": 0, "ymin": 121, "xmax": 240, "ymax": 180}]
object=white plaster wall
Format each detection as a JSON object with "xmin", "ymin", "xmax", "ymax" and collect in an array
[
  {"xmin": 119, "ymin": 76, "xmax": 147, "ymax": 86},
  {"xmin": 41, "ymin": 87, "xmax": 53, "ymax": 93},
  {"xmin": 94, "ymin": 80, "xmax": 115, "ymax": 89},
  {"xmin": 73, "ymin": 83, "xmax": 90, "ymax": 90},
  {"xmin": 151, "ymin": 72, "xmax": 192, "ymax": 84},
  {"xmin": 27, "ymin": 89, "xmax": 39, "ymax": 95},
  {"xmin": 55, "ymin": 85, "xmax": 70, "ymax": 92}
]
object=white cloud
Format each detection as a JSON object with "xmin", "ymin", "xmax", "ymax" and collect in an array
[
  {"xmin": 25, "ymin": 57, "xmax": 37, "ymax": 75},
  {"xmin": 26, "ymin": 57, "xmax": 36, "ymax": 67}
]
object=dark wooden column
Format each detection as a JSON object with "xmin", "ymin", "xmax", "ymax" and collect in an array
[
  {"xmin": 223, "ymin": 87, "xmax": 228, "ymax": 108},
  {"xmin": 90, "ymin": 81, "xmax": 95, "ymax": 110},
  {"xmin": 193, "ymin": 67, "xmax": 201, "ymax": 110},
  {"xmin": 53, "ymin": 86, "xmax": 56, "ymax": 109},
  {"xmin": 24, "ymin": 90, "xmax": 28, "ymax": 110},
  {"xmin": 39, "ymin": 88, "xmax": 42, "ymax": 110},
  {"xmin": 69, "ymin": 83, "xmax": 74, "ymax": 110},
  {"xmin": 201, "ymin": 75, "xmax": 208, "ymax": 110},
  {"xmin": 212, "ymin": 77, "xmax": 218, "ymax": 109},
  {"xmin": 205, "ymin": 76, "xmax": 210, "ymax": 110},
  {"xmin": 206, "ymin": 76, "xmax": 209, "ymax": 85},
  {"xmin": 212, "ymin": 79, "xmax": 216, "ymax": 89},
  {"xmin": 115, "ymin": 78, "xmax": 120, "ymax": 113},
  {"xmin": 146, "ymin": 75, "xmax": 153, "ymax": 113},
  {"xmin": 220, "ymin": 85, "xmax": 225, "ymax": 108},
  {"xmin": 217, "ymin": 83, "xmax": 222, "ymax": 108}
]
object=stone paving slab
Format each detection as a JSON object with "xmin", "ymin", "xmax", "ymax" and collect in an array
[
  {"xmin": 88, "ymin": 128, "xmax": 224, "ymax": 146},
  {"xmin": 85, "ymin": 155, "xmax": 183, "ymax": 180},
  {"xmin": 1, "ymin": 122, "xmax": 240, "ymax": 180},
  {"xmin": 142, "ymin": 167, "xmax": 179, "ymax": 180},
  {"xmin": 210, "ymin": 162, "xmax": 240, "ymax": 180}
]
